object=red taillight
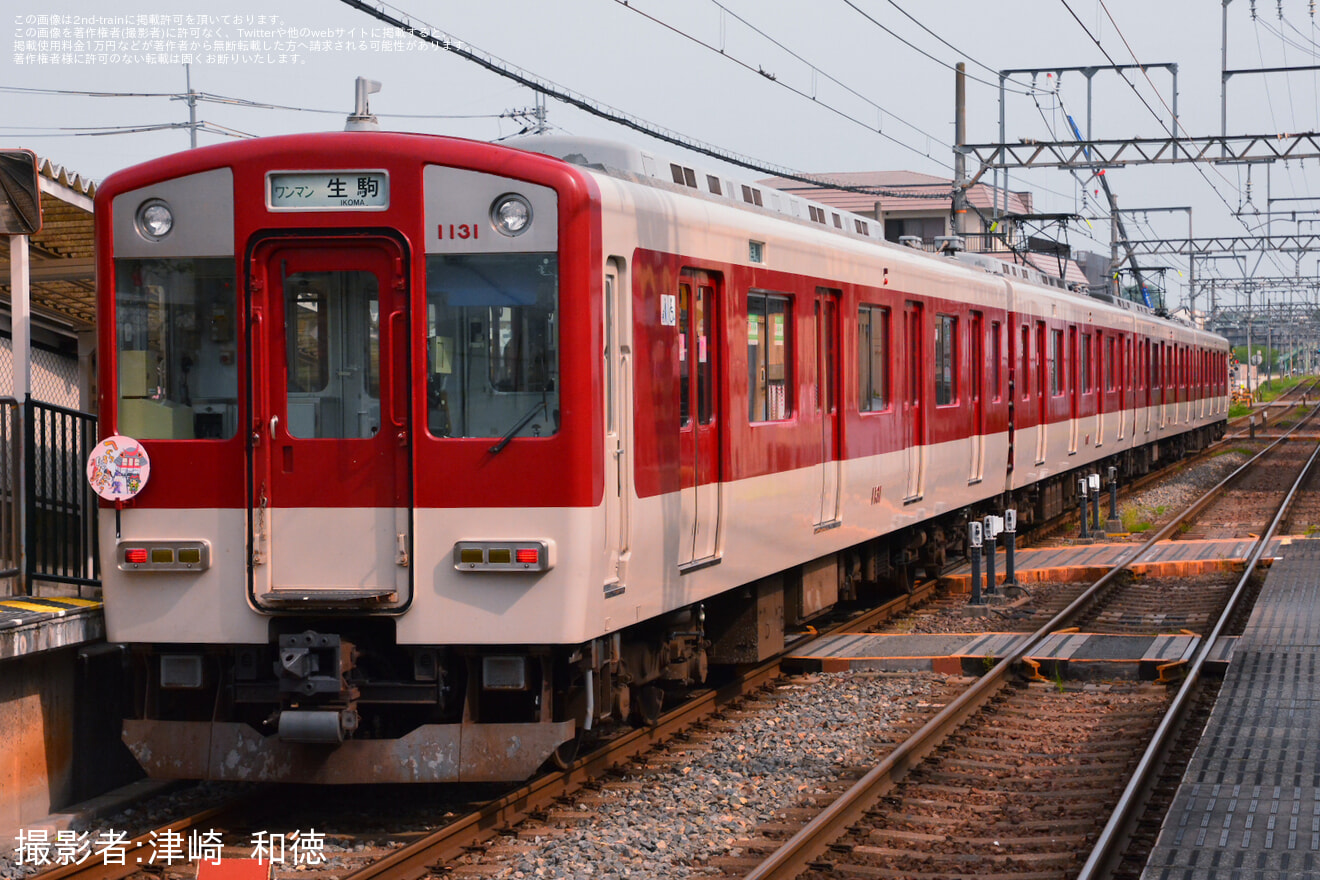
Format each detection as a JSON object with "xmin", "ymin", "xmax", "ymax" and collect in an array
[
  {"xmin": 125, "ymin": 548, "xmax": 149, "ymax": 564},
  {"xmin": 515, "ymin": 548, "xmax": 539, "ymax": 565}
]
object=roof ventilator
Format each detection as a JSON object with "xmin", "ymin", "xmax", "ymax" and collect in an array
[
  {"xmin": 898, "ymin": 235, "xmax": 924, "ymax": 249},
  {"xmin": 935, "ymin": 236, "xmax": 966, "ymax": 254}
]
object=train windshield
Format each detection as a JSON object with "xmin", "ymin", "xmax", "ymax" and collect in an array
[
  {"xmin": 114, "ymin": 258, "xmax": 238, "ymax": 440},
  {"xmin": 424, "ymin": 253, "xmax": 559, "ymax": 440}
]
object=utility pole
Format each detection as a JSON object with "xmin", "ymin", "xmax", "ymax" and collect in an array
[
  {"xmin": 952, "ymin": 63, "xmax": 967, "ymax": 237},
  {"xmin": 532, "ymin": 92, "xmax": 548, "ymax": 134},
  {"xmin": 185, "ymin": 63, "xmax": 198, "ymax": 148}
]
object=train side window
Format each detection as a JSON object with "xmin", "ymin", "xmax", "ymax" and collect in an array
[
  {"xmin": 991, "ymin": 321, "xmax": 1002, "ymax": 402},
  {"xmin": 1106, "ymin": 337, "xmax": 1116, "ymax": 391},
  {"xmin": 676, "ymin": 278, "xmax": 719, "ymax": 428},
  {"xmin": 858, "ymin": 304, "xmax": 890, "ymax": 412},
  {"xmin": 1020, "ymin": 325, "xmax": 1031, "ymax": 400},
  {"xmin": 1050, "ymin": 329, "xmax": 1063, "ymax": 396},
  {"xmin": 748, "ymin": 292, "xmax": 792, "ymax": 422},
  {"xmin": 679, "ymin": 282, "xmax": 691, "ymax": 428},
  {"xmin": 1081, "ymin": 333, "xmax": 1092, "ymax": 393},
  {"xmin": 934, "ymin": 313, "xmax": 957, "ymax": 406},
  {"xmin": 114, "ymin": 257, "xmax": 238, "ymax": 440},
  {"xmin": 697, "ymin": 284, "xmax": 715, "ymax": 426}
]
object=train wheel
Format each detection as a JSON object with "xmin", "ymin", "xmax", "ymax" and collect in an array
[
  {"xmin": 549, "ymin": 733, "xmax": 580, "ymax": 770},
  {"xmin": 635, "ymin": 684, "xmax": 664, "ymax": 726}
]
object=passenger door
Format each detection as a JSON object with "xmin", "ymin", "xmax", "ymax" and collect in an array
[
  {"xmin": 815, "ymin": 289, "xmax": 842, "ymax": 528},
  {"xmin": 604, "ymin": 260, "xmax": 632, "ymax": 595},
  {"xmin": 968, "ymin": 311, "xmax": 984, "ymax": 483},
  {"xmin": 247, "ymin": 237, "xmax": 411, "ymax": 606},
  {"xmin": 678, "ymin": 270, "xmax": 721, "ymax": 569},
  {"xmin": 1035, "ymin": 321, "xmax": 1048, "ymax": 464},
  {"xmin": 1068, "ymin": 327, "xmax": 1079, "ymax": 454},
  {"xmin": 903, "ymin": 302, "xmax": 925, "ymax": 501}
]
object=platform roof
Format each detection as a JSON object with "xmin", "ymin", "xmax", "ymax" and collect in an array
[{"xmin": 0, "ymin": 156, "xmax": 97, "ymax": 329}]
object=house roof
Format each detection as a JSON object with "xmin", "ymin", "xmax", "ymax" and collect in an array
[
  {"xmin": 759, "ymin": 170, "xmax": 1033, "ymax": 217},
  {"xmin": 989, "ymin": 251, "xmax": 1090, "ymax": 287},
  {"xmin": 0, "ymin": 156, "xmax": 97, "ymax": 328}
]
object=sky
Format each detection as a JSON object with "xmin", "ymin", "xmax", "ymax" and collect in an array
[{"xmin": 7, "ymin": 0, "xmax": 1320, "ymax": 310}]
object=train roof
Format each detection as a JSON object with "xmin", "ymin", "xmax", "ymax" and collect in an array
[{"xmin": 506, "ymin": 134, "xmax": 1212, "ymax": 334}]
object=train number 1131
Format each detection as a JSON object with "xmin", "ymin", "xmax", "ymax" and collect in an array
[{"xmin": 438, "ymin": 223, "xmax": 479, "ymax": 240}]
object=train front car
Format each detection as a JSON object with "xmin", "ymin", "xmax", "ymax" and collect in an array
[{"xmin": 95, "ymin": 133, "xmax": 604, "ymax": 783}]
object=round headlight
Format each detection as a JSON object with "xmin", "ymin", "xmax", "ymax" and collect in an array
[
  {"xmin": 491, "ymin": 194, "xmax": 532, "ymax": 237},
  {"xmin": 135, "ymin": 199, "xmax": 174, "ymax": 240}
]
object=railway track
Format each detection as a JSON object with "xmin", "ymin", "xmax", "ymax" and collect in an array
[
  {"xmin": 736, "ymin": 405, "xmax": 1320, "ymax": 880},
  {"xmin": 30, "ymin": 587, "xmax": 943, "ymax": 880},
  {"xmin": 1028, "ymin": 377, "xmax": 1320, "ymax": 547},
  {"xmin": 33, "ymin": 405, "xmax": 1320, "ymax": 880}
]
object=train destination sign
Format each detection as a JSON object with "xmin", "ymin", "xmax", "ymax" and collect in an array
[{"xmin": 266, "ymin": 171, "xmax": 389, "ymax": 211}]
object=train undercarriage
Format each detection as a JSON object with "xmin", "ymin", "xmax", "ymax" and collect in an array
[{"xmin": 122, "ymin": 422, "xmax": 1225, "ymax": 783}]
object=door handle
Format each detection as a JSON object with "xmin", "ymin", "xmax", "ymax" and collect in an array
[{"xmin": 270, "ymin": 415, "xmax": 279, "ymax": 438}]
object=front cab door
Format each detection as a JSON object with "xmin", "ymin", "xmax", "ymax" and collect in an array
[{"xmin": 248, "ymin": 237, "xmax": 411, "ymax": 607}]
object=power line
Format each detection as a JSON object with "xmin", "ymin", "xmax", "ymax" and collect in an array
[
  {"xmin": 1061, "ymin": 0, "xmax": 1289, "ymax": 278},
  {"xmin": 703, "ymin": 0, "xmax": 951, "ymax": 143},
  {"xmin": 879, "ymin": 0, "xmax": 1025, "ymax": 85},
  {"xmin": 837, "ymin": 0, "xmax": 1034, "ymax": 95},
  {"xmin": 335, "ymin": 0, "xmax": 954, "ymax": 199},
  {"xmin": 615, "ymin": 0, "xmax": 954, "ymax": 165},
  {"xmin": 0, "ymin": 84, "xmax": 510, "ymax": 119}
]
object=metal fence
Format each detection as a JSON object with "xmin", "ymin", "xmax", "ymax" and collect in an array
[
  {"xmin": 0, "ymin": 396, "xmax": 100, "ymax": 596},
  {"xmin": 0, "ymin": 399, "xmax": 18, "ymax": 580}
]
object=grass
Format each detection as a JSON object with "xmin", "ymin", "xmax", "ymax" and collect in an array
[
  {"xmin": 1120, "ymin": 503, "xmax": 1166, "ymax": 533},
  {"xmin": 1231, "ymin": 375, "xmax": 1308, "ymax": 419}
]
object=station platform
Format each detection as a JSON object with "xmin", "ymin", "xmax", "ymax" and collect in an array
[
  {"xmin": 1141, "ymin": 537, "xmax": 1320, "ymax": 880},
  {"xmin": 0, "ymin": 595, "xmax": 103, "ymax": 661},
  {"xmin": 787, "ymin": 630, "xmax": 1208, "ymax": 681},
  {"xmin": 941, "ymin": 537, "xmax": 1285, "ymax": 591}
]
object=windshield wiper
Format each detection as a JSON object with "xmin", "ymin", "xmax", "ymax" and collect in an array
[{"xmin": 488, "ymin": 400, "xmax": 547, "ymax": 455}]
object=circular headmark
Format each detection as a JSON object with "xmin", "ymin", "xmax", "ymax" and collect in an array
[{"xmin": 86, "ymin": 435, "xmax": 151, "ymax": 502}]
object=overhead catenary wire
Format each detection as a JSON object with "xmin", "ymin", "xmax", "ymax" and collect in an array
[
  {"xmin": 1063, "ymin": 0, "xmax": 1291, "ymax": 279},
  {"xmin": 1261, "ymin": 10, "xmax": 1313, "ymax": 194},
  {"xmin": 0, "ymin": 84, "xmax": 513, "ymax": 119},
  {"xmin": 613, "ymin": 0, "xmax": 956, "ymax": 162},
  {"xmin": 699, "ymin": 0, "xmax": 959, "ymax": 143},
  {"xmin": 335, "ymin": 0, "xmax": 956, "ymax": 199},
  {"xmin": 838, "ymin": 0, "xmax": 1035, "ymax": 95},
  {"xmin": 623, "ymin": 0, "xmax": 1088, "ymax": 209},
  {"xmin": 0, "ymin": 120, "xmax": 251, "ymax": 138}
]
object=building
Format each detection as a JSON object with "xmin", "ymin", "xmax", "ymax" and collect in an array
[{"xmin": 760, "ymin": 170, "xmax": 1091, "ymax": 288}]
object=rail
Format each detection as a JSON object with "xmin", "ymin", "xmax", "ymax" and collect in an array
[
  {"xmin": 1077, "ymin": 404, "xmax": 1320, "ymax": 879},
  {"xmin": 744, "ymin": 400, "xmax": 1320, "ymax": 880}
]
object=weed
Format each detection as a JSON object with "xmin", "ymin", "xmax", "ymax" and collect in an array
[
  {"xmin": 981, "ymin": 654, "xmax": 996, "ymax": 674},
  {"xmin": 1051, "ymin": 665, "xmax": 1066, "ymax": 693},
  {"xmin": 1121, "ymin": 506, "xmax": 1154, "ymax": 533}
]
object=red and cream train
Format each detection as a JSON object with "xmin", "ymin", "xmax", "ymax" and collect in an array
[{"xmin": 94, "ymin": 130, "xmax": 1228, "ymax": 783}]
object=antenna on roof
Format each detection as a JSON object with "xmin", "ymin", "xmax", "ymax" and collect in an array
[{"xmin": 345, "ymin": 77, "xmax": 382, "ymax": 132}]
